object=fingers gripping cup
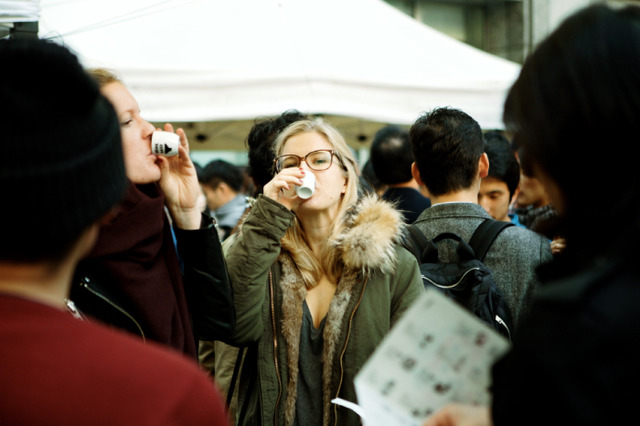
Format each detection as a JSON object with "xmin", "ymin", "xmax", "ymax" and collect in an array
[
  {"xmin": 296, "ymin": 172, "xmax": 316, "ymax": 199},
  {"xmin": 152, "ymin": 131, "xmax": 180, "ymax": 157}
]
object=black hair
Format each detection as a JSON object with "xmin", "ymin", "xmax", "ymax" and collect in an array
[
  {"xmin": 246, "ymin": 110, "xmax": 310, "ymax": 195},
  {"xmin": 409, "ymin": 107, "xmax": 484, "ymax": 196},
  {"xmin": 1, "ymin": 38, "xmax": 125, "ymax": 263},
  {"xmin": 193, "ymin": 162, "xmax": 205, "ymax": 183},
  {"xmin": 369, "ymin": 125, "xmax": 413, "ymax": 185},
  {"xmin": 202, "ymin": 159, "xmax": 244, "ymax": 193},
  {"xmin": 503, "ymin": 4, "xmax": 640, "ymax": 248},
  {"xmin": 483, "ymin": 130, "xmax": 520, "ymax": 199},
  {"xmin": 360, "ymin": 159, "xmax": 383, "ymax": 194}
]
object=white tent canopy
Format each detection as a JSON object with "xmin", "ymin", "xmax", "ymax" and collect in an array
[{"xmin": 37, "ymin": 0, "xmax": 521, "ymax": 150}]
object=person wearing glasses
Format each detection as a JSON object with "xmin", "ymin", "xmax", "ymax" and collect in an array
[{"xmin": 223, "ymin": 118, "xmax": 423, "ymax": 426}]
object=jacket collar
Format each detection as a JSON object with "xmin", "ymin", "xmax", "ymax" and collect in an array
[
  {"xmin": 415, "ymin": 201, "xmax": 491, "ymax": 222},
  {"xmin": 329, "ymin": 194, "xmax": 407, "ymax": 276}
]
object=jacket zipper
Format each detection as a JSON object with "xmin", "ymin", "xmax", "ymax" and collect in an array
[
  {"xmin": 269, "ymin": 271, "xmax": 282, "ymax": 425},
  {"xmin": 80, "ymin": 280, "xmax": 146, "ymax": 342},
  {"xmin": 422, "ymin": 267, "xmax": 482, "ymax": 289},
  {"xmin": 65, "ymin": 299, "xmax": 84, "ymax": 320},
  {"xmin": 333, "ymin": 276, "xmax": 369, "ymax": 426},
  {"xmin": 495, "ymin": 314, "xmax": 512, "ymax": 341}
]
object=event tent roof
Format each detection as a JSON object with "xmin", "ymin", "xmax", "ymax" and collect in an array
[{"xmin": 37, "ymin": 0, "xmax": 521, "ymax": 150}]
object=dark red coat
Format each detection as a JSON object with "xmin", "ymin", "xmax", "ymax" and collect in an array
[{"xmin": 0, "ymin": 294, "xmax": 229, "ymax": 425}]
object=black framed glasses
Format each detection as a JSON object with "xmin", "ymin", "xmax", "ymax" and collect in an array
[{"xmin": 274, "ymin": 149, "xmax": 337, "ymax": 173}]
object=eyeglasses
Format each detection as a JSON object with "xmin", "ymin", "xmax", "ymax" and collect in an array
[{"xmin": 273, "ymin": 149, "xmax": 338, "ymax": 173}]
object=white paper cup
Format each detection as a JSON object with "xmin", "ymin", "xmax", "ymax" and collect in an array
[
  {"xmin": 296, "ymin": 172, "xmax": 316, "ymax": 199},
  {"xmin": 151, "ymin": 131, "xmax": 180, "ymax": 157}
]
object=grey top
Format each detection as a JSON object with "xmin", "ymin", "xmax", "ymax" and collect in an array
[{"xmin": 294, "ymin": 301, "xmax": 326, "ymax": 426}]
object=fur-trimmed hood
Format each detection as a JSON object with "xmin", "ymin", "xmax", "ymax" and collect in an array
[
  {"xmin": 330, "ymin": 193, "xmax": 407, "ymax": 276},
  {"xmin": 277, "ymin": 194, "xmax": 406, "ymax": 426}
]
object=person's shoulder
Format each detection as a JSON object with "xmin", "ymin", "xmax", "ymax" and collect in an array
[
  {"xmin": 500, "ymin": 223, "xmax": 548, "ymax": 244},
  {"xmin": 394, "ymin": 241, "xmax": 419, "ymax": 263},
  {"xmin": 45, "ymin": 314, "xmax": 210, "ymax": 390},
  {"xmin": 494, "ymin": 223, "xmax": 552, "ymax": 259},
  {"xmin": 83, "ymin": 322, "xmax": 228, "ymax": 423},
  {"xmin": 1, "ymin": 299, "xmax": 227, "ymax": 426},
  {"xmin": 92, "ymin": 321, "xmax": 201, "ymax": 373}
]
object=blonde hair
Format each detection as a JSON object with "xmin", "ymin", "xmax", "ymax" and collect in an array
[
  {"xmin": 273, "ymin": 118, "xmax": 359, "ymax": 287},
  {"xmin": 87, "ymin": 68, "xmax": 122, "ymax": 88}
]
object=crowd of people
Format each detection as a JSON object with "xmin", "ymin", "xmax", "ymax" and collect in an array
[{"xmin": 1, "ymin": 3, "xmax": 639, "ymax": 425}]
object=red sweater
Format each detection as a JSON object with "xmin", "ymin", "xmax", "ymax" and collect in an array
[{"xmin": 0, "ymin": 294, "xmax": 229, "ymax": 426}]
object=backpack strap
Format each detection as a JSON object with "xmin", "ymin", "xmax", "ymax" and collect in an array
[
  {"xmin": 226, "ymin": 346, "xmax": 245, "ymax": 407},
  {"xmin": 468, "ymin": 219, "xmax": 514, "ymax": 261},
  {"xmin": 403, "ymin": 224, "xmax": 431, "ymax": 260}
]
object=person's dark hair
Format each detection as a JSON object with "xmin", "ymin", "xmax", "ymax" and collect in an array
[
  {"xmin": 193, "ymin": 162, "xmax": 205, "ymax": 183},
  {"xmin": 483, "ymin": 131, "xmax": 520, "ymax": 199},
  {"xmin": 360, "ymin": 159, "xmax": 383, "ymax": 194},
  {"xmin": 503, "ymin": 4, "xmax": 640, "ymax": 247},
  {"xmin": 409, "ymin": 107, "xmax": 484, "ymax": 196},
  {"xmin": 369, "ymin": 125, "xmax": 413, "ymax": 184},
  {"xmin": 246, "ymin": 110, "xmax": 310, "ymax": 195},
  {"xmin": 0, "ymin": 39, "xmax": 126, "ymax": 263},
  {"xmin": 202, "ymin": 159, "xmax": 244, "ymax": 193}
]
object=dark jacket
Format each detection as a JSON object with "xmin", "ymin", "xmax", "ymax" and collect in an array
[
  {"xmin": 71, "ymin": 184, "xmax": 234, "ymax": 357},
  {"xmin": 492, "ymin": 249, "xmax": 640, "ymax": 424},
  {"xmin": 381, "ymin": 186, "xmax": 430, "ymax": 224}
]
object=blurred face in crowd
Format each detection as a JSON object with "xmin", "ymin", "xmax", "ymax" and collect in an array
[
  {"xmin": 516, "ymin": 171, "xmax": 549, "ymax": 209},
  {"xmin": 100, "ymin": 82, "xmax": 159, "ymax": 184},
  {"xmin": 202, "ymin": 183, "xmax": 234, "ymax": 211},
  {"xmin": 478, "ymin": 177, "xmax": 513, "ymax": 222}
]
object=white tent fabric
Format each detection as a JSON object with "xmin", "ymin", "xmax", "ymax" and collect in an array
[{"xmin": 37, "ymin": 0, "xmax": 520, "ymax": 148}]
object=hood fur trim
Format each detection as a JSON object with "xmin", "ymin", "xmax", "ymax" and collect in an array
[{"xmin": 330, "ymin": 194, "xmax": 406, "ymax": 276}]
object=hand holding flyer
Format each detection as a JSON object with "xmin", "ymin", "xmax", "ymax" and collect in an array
[{"xmin": 334, "ymin": 289, "xmax": 511, "ymax": 426}]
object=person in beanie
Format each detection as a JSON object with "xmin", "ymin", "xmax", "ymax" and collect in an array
[
  {"xmin": 0, "ymin": 38, "xmax": 229, "ymax": 425},
  {"xmin": 69, "ymin": 68, "xmax": 235, "ymax": 358}
]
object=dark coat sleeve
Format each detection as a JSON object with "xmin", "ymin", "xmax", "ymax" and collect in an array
[{"xmin": 174, "ymin": 213, "xmax": 235, "ymax": 342}]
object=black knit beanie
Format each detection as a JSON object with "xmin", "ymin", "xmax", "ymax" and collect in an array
[{"xmin": 0, "ymin": 38, "xmax": 127, "ymax": 261}]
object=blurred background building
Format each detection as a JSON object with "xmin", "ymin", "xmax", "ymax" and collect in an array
[{"xmin": 384, "ymin": 0, "xmax": 640, "ymax": 64}]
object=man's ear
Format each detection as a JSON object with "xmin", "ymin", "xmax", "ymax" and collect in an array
[
  {"xmin": 411, "ymin": 162, "xmax": 424, "ymax": 186},
  {"xmin": 478, "ymin": 153, "xmax": 489, "ymax": 179}
]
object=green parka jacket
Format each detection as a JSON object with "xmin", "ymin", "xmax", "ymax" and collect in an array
[{"xmin": 225, "ymin": 194, "xmax": 423, "ymax": 426}]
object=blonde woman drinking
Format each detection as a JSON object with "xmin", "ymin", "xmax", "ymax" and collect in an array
[{"xmin": 225, "ymin": 119, "xmax": 422, "ymax": 426}]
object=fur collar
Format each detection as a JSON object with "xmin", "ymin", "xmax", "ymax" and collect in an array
[
  {"xmin": 277, "ymin": 194, "xmax": 405, "ymax": 425},
  {"xmin": 330, "ymin": 193, "xmax": 406, "ymax": 276}
]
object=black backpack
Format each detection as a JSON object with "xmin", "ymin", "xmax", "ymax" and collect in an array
[{"xmin": 403, "ymin": 219, "xmax": 515, "ymax": 340}]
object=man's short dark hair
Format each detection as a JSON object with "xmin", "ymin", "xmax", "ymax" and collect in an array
[
  {"xmin": 369, "ymin": 125, "xmax": 413, "ymax": 185},
  {"xmin": 409, "ymin": 107, "xmax": 484, "ymax": 196},
  {"xmin": 484, "ymin": 131, "xmax": 520, "ymax": 198},
  {"xmin": 202, "ymin": 160, "xmax": 244, "ymax": 193},
  {"xmin": 246, "ymin": 110, "xmax": 309, "ymax": 194}
]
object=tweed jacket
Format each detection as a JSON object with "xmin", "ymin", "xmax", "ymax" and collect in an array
[
  {"xmin": 412, "ymin": 202, "xmax": 552, "ymax": 328},
  {"xmin": 225, "ymin": 194, "xmax": 423, "ymax": 426}
]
